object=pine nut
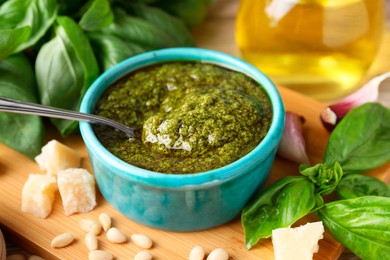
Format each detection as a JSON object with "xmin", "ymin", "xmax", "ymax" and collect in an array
[
  {"xmin": 28, "ymin": 256, "xmax": 45, "ymax": 260},
  {"xmin": 189, "ymin": 245, "xmax": 205, "ymax": 260},
  {"xmin": 85, "ymin": 232, "xmax": 98, "ymax": 251},
  {"xmin": 131, "ymin": 234, "xmax": 153, "ymax": 249},
  {"xmin": 206, "ymin": 248, "xmax": 229, "ymax": 260},
  {"xmin": 80, "ymin": 218, "xmax": 102, "ymax": 235},
  {"xmin": 88, "ymin": 250, "xmax": 113, "ymax": 260},
  {"xmin": 99, "ymin": 213, "xmax": 112, "ymax": 232},
  {"xmin": 134, "ymin": 251, "xmax": 153, "ymax": 260},
  {"xmin": 106, "ymin": 227, "xmax": 127, "ymax": 243},
  {"xmin": 51, "ymin": 232, "xmax": 74, "ymax": 248}
]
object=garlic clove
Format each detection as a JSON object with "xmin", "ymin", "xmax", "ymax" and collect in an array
[
  {"xmin": 277, "ymin": 112, "xmax": 310, "ymax": 165},
  {"xmin": 320, "ymin": 107, "xmax": 338, "ymax": 132},
  {"xmin": 321, "ymin": 72, "xmax": 390, "ymax": 130}
]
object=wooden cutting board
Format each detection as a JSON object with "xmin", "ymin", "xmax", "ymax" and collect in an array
[{"xmin": 0, "ymin": 86, "xmax": 389, "ymax": 260}]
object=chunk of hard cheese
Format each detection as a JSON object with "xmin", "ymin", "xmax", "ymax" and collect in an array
[
  {"xmin": 57, "ymin": 168, "xmax": 96, "ymax": 216},
  {"xmin": 272, "ymin": 221, "xmax": 325, "ymax": 260},
  {"xmin": 21, "ymin": 173, "xmax": 57, "ymax": 218},
  {"xmin": 35, "ymin": 140, "xmax": 81, "ymax": 176}
]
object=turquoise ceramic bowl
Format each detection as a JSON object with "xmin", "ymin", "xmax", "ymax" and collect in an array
[{"xmin": 79, "ymin": 47, "xmax": 285, "ymax": 231}]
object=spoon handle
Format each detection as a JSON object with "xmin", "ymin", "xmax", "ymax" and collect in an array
[{"xmin": 0, "ymin": 96, "xmax": 135, "ymax": 137}]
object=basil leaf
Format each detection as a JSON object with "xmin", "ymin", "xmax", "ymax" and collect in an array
[
  {"xmin": 126, "ymin": 4, "xmax": 194, "ymax": 46},
  {"xmin": 57, "ymin": 0, "xmax": 90, "ymax": 17},
  {"xmin": 79, "ymin": 0, "xmax": 114, "ymax": 31},
  {"xmin": 0, "ymin": 54, "xmax": 44, "ymax": 158},
  {"xmin": 242, "ymin": 176, "xmax": 316, "ymax": 249},
  {"xmin": 0, "ymin": 26, "xmax": 31, "ymax": 59},
  {"xmin": 152, "ymin": 0, "xmax": 214, "ymax": 28},
  {"xmin": 103, "ymin": 8, "xmax": 176, "ymax": 50},
  {"xmin": 0, "ymin": 0, "xmax": 58, "ymax": 52},
  {"xmin": 317, "ymin": 196, "xmax": 390, "ymax": 260},
  {"xmin": 323, "ymin": 103, "xmax": 390, "ymax": 174},
  {"xmin": 35, "ymin": 16, "xmax": 99, "ymax": 137},
  {"xmin": 134, "ymin": 0, "xmax": 158, "ymax": 4},
  {"xmin": 300, "ymin": 162, "xmax": 343, "ymax": 195},
  {"xmin": 0, "ymin": 53, "xmax": 37, "ymax": 96},
  {"xmin": 336, "ymin": 174, "xmax": 390, "ymax": 199},
  {"xmin": 88, "ymin": 32, "xmax": 145, "ymax": 71}
]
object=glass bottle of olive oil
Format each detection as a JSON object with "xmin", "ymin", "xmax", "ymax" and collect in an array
[{"xmin": 236, "ymin": 0, "xmax": 385, "ymax": 101}]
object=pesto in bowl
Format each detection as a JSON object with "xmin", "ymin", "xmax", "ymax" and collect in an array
[
  {"xmin": 79, "ymin": 47, "xmax": 285, "ymax": 231},
  {"xmin": 94, "ymin": 62, "xmax": 272, "ymax": 174}
]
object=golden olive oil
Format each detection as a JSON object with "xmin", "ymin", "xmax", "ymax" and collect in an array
[{"xmin": 236, "ymin": 0, "xmax": 384, "ymax": 101}]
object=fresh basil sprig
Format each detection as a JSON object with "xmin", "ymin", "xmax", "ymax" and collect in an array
[
  {"xmin": 336, "ymin": 174, "xmax": 390, "ymax": 199},
  {"xmin": 124, "ymin": 3, "xmax": 195, "ymax": 47},
  {"xmin": 317, "ymin": 196, "xmax": 390, "ymax": 260},
  {"xmin": 0, "ymin": 53, "xmax": 44, "ymax": 158},
  {"xmin": 150, "ymin": 0, "xmax": 215, "ymax": 28},
  {"xmin": 242, "ymin": 176, "xmax": 317, "ymax": 248},
  {"xmin": 0, "ymin": 26, "xmax": 31, "ymax": 59},
  {"xmin": 0, "ymin": 0, "xmax": 58, "ymax": 53},
  {"xmin": 323, "ymin": 103, "xmax": 390, "ymax": 175},
  {"xmin": 79, "ymin": 0, "xmax": 114, "ymax": 31},
  {"xmin": 242, "ymin": 103, "xmax": 390, "ymax": 257},
  {"xmin": 300, "ymin": 162, "xmax": 343, "ymax": 196},
  {"xmin": 103, "ymin": 8, "xmax": 177, "ymax": 50},
  {"xmin": 242, "ymin": 162, "xmax": 341, "ymax": 248},
  {"xmin": 35, "ymin": 16, "xmax": 99, "ymax": 137},
  {"xmin": 88, "ymin": 32, "xmax": 146, "ymax": 72}
]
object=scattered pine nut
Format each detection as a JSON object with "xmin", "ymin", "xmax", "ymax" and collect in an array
[
  {"xmin": 189, "ymin": 245, "xmax": 205, "ymax": 260},
  {"xmin": 85, "ymin": 232, "xmax": 98, "ymax": 252},
  {"xmin": 131, "ymin": 234, "xmax": 153, "ymax": 249},
  {"xmin": 106, "ymin": 227, "xmax": 127, "ymax": 243},
  {"xmin": 206, "ymin": 248, "xmax": 229, "ymax": 260},
  {"xmin": 99, "ymin": 213, "xmax": 112, "ymax": 232},
  {"xmin": 134, "ymin": 251, "xmax": 153, "ymax": 260},
  {"xmin": 80, "ymin": 218, "xmax": 102, "ymax": 235},
  {"xmin": 51, "ymin": 232, "xmax": 74, "ymax": 248},
  {"xmin": 88, "ymin": 250, "xmax": 113, "ymax": 260}
]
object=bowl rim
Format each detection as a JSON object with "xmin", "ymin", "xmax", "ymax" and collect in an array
[{"xmin": 80, "ymin": 47, "xmax": 285, "ymax": 188}]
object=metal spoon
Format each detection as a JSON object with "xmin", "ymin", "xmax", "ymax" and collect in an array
[{"xmin": 0, "ymin": 96, "xmax": 135, "ymax": 137}]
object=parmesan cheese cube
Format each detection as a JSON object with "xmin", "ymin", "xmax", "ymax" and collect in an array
[
  {"xmin": 272, "ymin": 221, "xmax": 325, "ymax": 260},
  {"xmin": 21, "ymin": 173, "xmax": 57, "ymax": 218},
  {"xmin": 57, "ymin": 168, "xmax": 97, "ymax": 216},
  {"xmin": 35, "ymin": 140, "xmax": 81, "ymax": 176}
]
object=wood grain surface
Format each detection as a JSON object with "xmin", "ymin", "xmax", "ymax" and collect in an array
[
  {"xmin": 1, "ymin": 0, "xmax": 389, "ymax": 259},
  {"xmin": 0, "ymin": 229, "xmax": 5, "ymax": 259}
]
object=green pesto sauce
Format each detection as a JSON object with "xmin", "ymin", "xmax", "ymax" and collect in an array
[{"xmin": 94, "ymin": 62, "xmax": 272, "ymax": 174}]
